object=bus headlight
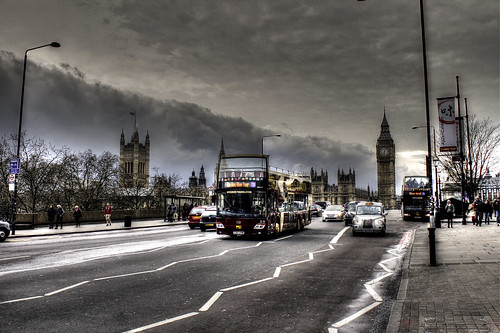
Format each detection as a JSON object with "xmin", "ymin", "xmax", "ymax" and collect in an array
[{"xmin": 216, "ymin": 222, "xmax": 224, "ymax": 229}]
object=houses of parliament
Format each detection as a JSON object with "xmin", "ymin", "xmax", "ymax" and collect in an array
[{"xmin": 119, "ymin": 111, "xmax": 397, "ymax": 209}]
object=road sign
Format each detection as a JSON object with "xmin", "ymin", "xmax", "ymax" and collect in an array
[
  {"xmin": 9, "ymin": 174, "xmax": 16, "ymax": 183},
  {"xmin": 9, "ymin": 158, "xmax": 20, "ymax": 174}
]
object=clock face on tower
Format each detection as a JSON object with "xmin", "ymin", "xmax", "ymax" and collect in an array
[{"xmin": 380, "ymin": 147, "xmax": 389, "ymax": 157}]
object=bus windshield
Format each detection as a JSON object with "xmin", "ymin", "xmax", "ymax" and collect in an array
[{"xmin": 218, "ymin": 190, "xmax": 266, "ymax": 217}]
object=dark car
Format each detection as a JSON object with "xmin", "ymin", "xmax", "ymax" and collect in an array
[
  {"xmin": 199, "ymin": 206, "xmax": 217, "ymax": 232},
  {"xmin": 343, "ymin": 201, "xmax": 360, "ymax": 226},
  {"xmin": 311, "ymin": 204, "xmax": 323, "ymax": 217}
]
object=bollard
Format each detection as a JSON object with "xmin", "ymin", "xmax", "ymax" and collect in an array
[{"xmin": 428, "ymin": 227, "xmax": 437, "ymax": 266}]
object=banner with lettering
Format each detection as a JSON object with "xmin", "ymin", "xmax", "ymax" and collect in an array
[{"xmin": 437, "ymin": 97, "xmax": 458, "ymax": 152}]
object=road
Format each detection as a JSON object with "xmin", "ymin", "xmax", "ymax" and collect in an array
[{"xmin": 0, "ymin": 211, "xmax": 422, "ymax": 332}]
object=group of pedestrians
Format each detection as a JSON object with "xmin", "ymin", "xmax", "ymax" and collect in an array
[
  {"xmin": 46, "ymin": 203, "xmax": 113, "ymax": 228},
  {"xmin": 47, "ymin": 204, "xmax": 67, "ymax": 229},
  {"xmin": 444, "ymin": 197, "xmax": 499, "ymax": 228},
  {"xmin": 468, "ymin": 197, "xmax": 497, "ymax": 226}
]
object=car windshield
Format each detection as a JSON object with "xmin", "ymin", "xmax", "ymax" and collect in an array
[
  {"xmin": 190, "ymin": 208, "xmax": 206, "ymax": 215},
  {"xmin": 325, "ymin": 205, "xmax": 343, "ymax": 211},
  {"xmin": 356, "ymin": 205, "xmax": 382, "ymax": 215},
  {"xmin": 347, "ymin": 204, "xmax": 357, "ymax": 213}
]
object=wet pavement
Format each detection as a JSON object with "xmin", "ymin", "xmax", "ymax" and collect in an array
[{"xmin": 7, "ymin": 216, "xmax": 500, "ymax": 332}]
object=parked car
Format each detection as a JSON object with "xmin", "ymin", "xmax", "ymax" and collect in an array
[
  {"xmin": 343, "ymin": 201, "xmax": 360, "ymax": 226},
  {"xmin": 187, "ymin": 206, "xmax": 208, "ymax": 229},
  {"xmin": 322, "ymin": 204, "xmax": 345, "ymax": 222},
  {"xmin": 352, "ymin": 202, "xmax": 387, "ymax": 236},
  {"xmin": 0, "ymin": 219, "xmax": 11, "ymax": 242},
  {"xmin": 311, "ymin": 204, "xmax": 323, "ymax": 217},
  {"xmin": 199, "ymin": 206, "xmax": 217, "ymax": 232}
]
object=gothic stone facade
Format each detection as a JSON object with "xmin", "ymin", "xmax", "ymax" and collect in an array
[
  {"xmin": 376, "ymin": 112, "xmax": 397, "ymax": 209},
  {"xmin": 120, "ymin": 129, "xmax": 150, "ymax": 188},
  {"xmin": 310, "ymin": 168, "xmax": 372, "ymax": 205}
]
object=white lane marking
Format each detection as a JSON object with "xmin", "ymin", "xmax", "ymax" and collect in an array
[
  {"xmin": 123, "ymin": 312, "xmax": 199, "ymax": 333},
  {"xmin": 364, "ymin": 283, "xmax": 383, "ymax": 302},
  {"xmin": 0, "ymin": 255, "xmax": 31, "ymax": 261},
  {"xmin": 330, "ymin": 302, "xmax": 382, "ymax": 330},
  {"xmin": 330, "ymin": 227, "xmax": 350, "ymax": 244},
  {"xmin": 0, "ymin": 295, "xmax": 44, "ymax": 304},
  {"xmin": 94, "ymin": 270, "xmax": 157, "ymax": 281},
  {"xmin": 221, "ymin": 277, "xmax": 274, "ymax": 292},
  {"xmin": 4, "ymin": 226, "xmax": 350, "ymax": 332},
  {"xmin": 199, "ymin": 292, "xmax": 223, "ymax": 312},
  {"xmin": 44, "ymin": 281, "xmax": 90, "ymax": 296},
  {"xmin": 329, "ymin": 230, "xmax": 411, "ymax": 331}
]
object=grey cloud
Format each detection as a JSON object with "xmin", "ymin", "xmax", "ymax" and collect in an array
[{"xmin": 0, "ymin": 52, "xmax": 376, "ymax": 186}]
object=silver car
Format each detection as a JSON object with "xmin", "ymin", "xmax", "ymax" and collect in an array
[
  {"xmin": 322, "ymin": 204, "xmax": 345, "ymax": 222},
  {"xmin": 352, "ymin": 202, "xmax": 386, "ymax": 236}
]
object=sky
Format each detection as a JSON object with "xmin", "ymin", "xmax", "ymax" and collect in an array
[{"xmin": 0, "ymin": 0, "xmax": 498, "ymax": 194}]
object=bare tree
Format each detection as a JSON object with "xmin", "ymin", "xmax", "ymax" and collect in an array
[
  {"xmin": 440, "ymin": 115, "xmax": 500, "ymax": 198},
  {"xmin": 58, "ymin": 150, "xmax": 119, "ymax": 211}
]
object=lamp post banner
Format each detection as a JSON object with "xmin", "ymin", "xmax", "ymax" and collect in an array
[{"xmin": 437, "ymin": 97, "xmax": 458, "ymax": 152}]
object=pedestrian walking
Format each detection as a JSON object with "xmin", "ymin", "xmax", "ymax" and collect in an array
[
  {"xmin": 73, "ymin": 205, "xmax": 83, "ymax": 227},
  {"xmin": 473, "ymin": 197, "xmax": 483, "ymax": 226},
  {"xmin": 167, "ymin": 202, "xmax": 177, "ymax": 222},
  {"xmin": 445, "ymin": 200, "xmax": 455, "ymax": 228},
  {"xmin": 468, "ymin": 202, "xmax": 476, "ymax": 225},
  {"xmin": 494, "ymin": 198, "xmax": 500, "ymax": 226},
  {"xmin": 483, "ymin": 200, "xmax": 493, "ymax": 225},
  {"xmin": 104, "ymin": 203, "xmax": 112, "ymax": 226},
  {"xmin": 55, "ymin": 205, "xmax": 65, "ymax": 229},
  {"xmin": 47, "ymin": 205, "xmax": 56, "ymax": 229},
  {"xmin": 493, "ymin": 198, "xmax": 500, "ymax": 218},
  {"xmin": 182, "ymin": 203, "xmax": 190, "ymax": 220}
]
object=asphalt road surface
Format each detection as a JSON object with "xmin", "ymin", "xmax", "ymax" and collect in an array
[{"xmin": 1, "ymin": 211, "xmax": 422, "ymax": 332}]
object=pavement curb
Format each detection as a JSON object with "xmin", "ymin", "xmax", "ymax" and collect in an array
[
  {"xmin": 385, "ymin": 225, "xmax": 418, "ymax": 333},
  {"xmin": 8, "ymin": 220, "xmax": 187, "ymax": 238}
]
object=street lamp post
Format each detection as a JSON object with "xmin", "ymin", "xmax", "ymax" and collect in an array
[
  {"xmin": 261, "ymin": 134, "xmax": 281, "ymax": 154},
  {"xmin": 11, "ymin": 42, "xmax": 61, "ymax": 235}
]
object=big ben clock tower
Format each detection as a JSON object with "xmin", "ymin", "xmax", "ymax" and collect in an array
[{"xmin": 376, "ymin": 111, "xmax": 396, "ymax": 209}]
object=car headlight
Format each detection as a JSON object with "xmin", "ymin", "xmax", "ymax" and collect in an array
[
  {"xmin": 374, "ymin": 218, "xmax": 384, "ymax": 226},
  {"xmin": 353, "ymin": 218, "xmax": 361, "ymax": 225}
]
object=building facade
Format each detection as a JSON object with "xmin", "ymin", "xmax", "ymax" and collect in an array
[
  {"xmin": 119, "ymin": 129, "xmax": 150, "ymax": 188},
  {"xmin": 310, "ymin": 167, "xmax": 373, "ymax": 205},
  {"xmin": 376, "ymin": 111, "xmax": 397, "ymax": 209}
]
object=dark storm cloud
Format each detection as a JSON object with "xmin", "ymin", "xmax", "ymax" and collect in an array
[{"xmin": 0, "ymin": 51, "xmax": 375, "ymax": 185}]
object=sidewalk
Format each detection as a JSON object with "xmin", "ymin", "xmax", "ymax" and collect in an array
[
  {"xmin": 387, "ymin": 220, "xmax": 500, "ymax": 333},
  {"xmin": 9, "ymin": 218, "xmax": 186, "ymax": 238}
]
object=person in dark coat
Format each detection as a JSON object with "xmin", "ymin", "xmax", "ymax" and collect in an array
[
  {"xmin": 473, "ymin": 197, "xmax": 483, "ymax": 226},
  {"xmin": 73, "ymin": 206, "xmax": 83, "ymax": 227},
  {"xmin": 55, "ymin": 205, "xmax": 65, "ymax": 229},
  {"xmin": 47, "ymin": 205, "xmax": 56, "ymax": 229},
  {"xmin": 445, "ymin": 200, "xmax": 455, "ymax": 228},
  {"xmin": 483, "ymin": 200, "xmax": 493, "ymax": 225}
]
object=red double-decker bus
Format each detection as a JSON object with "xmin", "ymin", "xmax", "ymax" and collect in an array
[
  {"xmin": 215, "ymin": 154, "xmax": 311, "ymax": 238},
  {"xmin": 401, "ymin": 176, "xmax": 432, "ymax": 221}
]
